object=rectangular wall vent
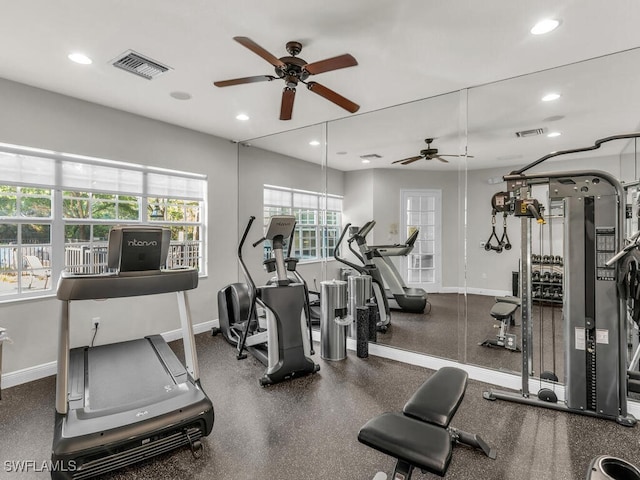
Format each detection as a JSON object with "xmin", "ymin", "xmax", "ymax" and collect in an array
[
  {"xmin": 515, "ymin": 128, "xmax": 545, "ymax": 138},
  {"xmin": 112, "ymin": 50, "xmax": 171, "ymax": 80},
  {"xmin": 360, "ymin": 153, "xmax": 382, "ymax": 159}
]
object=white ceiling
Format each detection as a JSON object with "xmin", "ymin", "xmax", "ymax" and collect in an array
[{"xmin": 2, "ymin": 1, "xmax": 640, "ymax": 171}]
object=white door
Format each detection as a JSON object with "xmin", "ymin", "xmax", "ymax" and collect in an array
[{"xmin": 401, "ymin": 189, "xmax": 441, "ymax": 291}]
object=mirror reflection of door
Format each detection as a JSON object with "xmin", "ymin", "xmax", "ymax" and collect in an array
[{"xmin": 401, "ymin": 189, "xmax": 441, "ymax": 291}]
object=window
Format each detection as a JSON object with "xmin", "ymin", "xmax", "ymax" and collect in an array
[
  {"xmin": 401, "ymin": 189, "xmax": 442, "ymax": 290},
  {"xmin": 0, "ymin": 144, "xmax": 207, "ymax": 300},
  {"xmin": 263, "ymin": 185, "xmax": 342, "ymax": 261}
]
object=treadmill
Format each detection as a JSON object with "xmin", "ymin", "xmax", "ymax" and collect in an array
[
  {"xmin": 350, "ymin": 221, "xmax": 428, "ymax": 313},
  {"xmin": 51, "ymin": 226, "xmax": 214, "ymax": 479}
]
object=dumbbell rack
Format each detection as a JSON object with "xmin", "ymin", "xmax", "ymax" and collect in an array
[{"xmin": 531, "ymin": 255, "xmax": 563, "ymax": 304}]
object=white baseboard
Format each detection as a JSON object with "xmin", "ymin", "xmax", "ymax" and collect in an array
[
  {"xmin": 466, "ymin": 287, "xmax": 512, "ymax": 297},
  {"xmin": 0, "ymin": 318, "xmax": 220, "ymax": 391},
  {"xmin": 1, "ymin": 361, "xmax": 57, "ymax": 391},
  {"xmin": 429, "ymin": 287, "xmax": 513, "ymax": 297}
]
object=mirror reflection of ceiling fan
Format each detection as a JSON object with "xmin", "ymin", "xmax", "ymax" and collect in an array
[
  {"xmin": 213, "ymin": 37, "xmax": 360, "ymax": 120},
  {"xmin": 392, "ymin": 138, "xmax": 473, "ymax": 165}
]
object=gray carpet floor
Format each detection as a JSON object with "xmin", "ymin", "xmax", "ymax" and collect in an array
[
  {"xmin": 376, "ymin": 293, "xmax": 566, "ymax": 380},
  {"xmin": 1, "ymin": 330, "xmax": 639, "ymax": 479}
]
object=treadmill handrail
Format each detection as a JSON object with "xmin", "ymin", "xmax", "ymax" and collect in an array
[{"xmin": 57, "ymin": 268, "xmax": 198, "ymax": 301}]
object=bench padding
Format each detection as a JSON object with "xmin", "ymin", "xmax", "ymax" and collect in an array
[
  {"xmin": 358, "ymin": 412, "xmax": 452, "ymax": 476},
  {"xmin": 403, "ymin": 366, "xmax": 467, "ymax": 428},
  {"xmin": 490, "ymin": 301, "xmax": 519, "ymax": 320}
]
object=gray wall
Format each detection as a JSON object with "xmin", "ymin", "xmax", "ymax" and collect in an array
[
  {"xmin": 0, "ymin": 78, "xmax": 239, "ymax": 373},
  {"xmin": 343, "ymin": 168, "xmax": 462, "ymax": 290},
  {"xmin": 238, "ymin": 144, "xmax": 345, "ymax": 287}
]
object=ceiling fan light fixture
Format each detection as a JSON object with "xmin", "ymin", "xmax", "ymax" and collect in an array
[{"xmin": 530, "ymin": 18, "xmax": 560, "ymax": 35}]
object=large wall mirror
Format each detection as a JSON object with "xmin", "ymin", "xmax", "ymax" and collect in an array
[
  {"xmin": 326, "ymin": 91, "xmax": 467, "ymax": 362},
  {"xmin": 237, "ymin": 123, "xmax": 328, "ymax": 290},
  {"xmin": 465, "ymin": 47, "xmax": 640, "ymax": 390},
  {"xmin": 235, "ymin": 47, "xmax": 640, "ymax": 399}
]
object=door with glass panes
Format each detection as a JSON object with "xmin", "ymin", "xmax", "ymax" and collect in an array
[{"xmin": 401, "ymin": 189, "xmax": 441, "ymax": 291}]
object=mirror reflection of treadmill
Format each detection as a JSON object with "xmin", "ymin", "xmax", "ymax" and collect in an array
[
  {"xmin": 355, "ymin": 221, "xmax": 429, "ymax": 313},
  {"xmin": 51, "ymin": 226, "xmax": 214, "ymax": 479}
]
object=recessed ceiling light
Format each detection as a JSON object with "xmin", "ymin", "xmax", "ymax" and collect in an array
[
  {"xmin": 361, "ymin": 159, "xmax": 371, "ymax": 164},
  {"xmin": 309, "ymin": 140, "xmax": 320, "ymax": 146},
  {"xmin": 547, "ymin": 131, "xmax": 562, "ymax": 138},
  {"xmin": 170, "ymin": 91, "xmax": 192, "ymax": 100},
  {"xmin": 530, "ymin": 19, "xmax": 560, "ymax": 35},
  {"xmin": 235, "ymin": 113, "xmax": 250, "ymax": 121},
  {"xmin": 542, "ymin": 93, "xmax": 561, "ymax": 102},
  {"xmin": 68, "ymin": 52, "xmax": 92, "ymax": 65}
]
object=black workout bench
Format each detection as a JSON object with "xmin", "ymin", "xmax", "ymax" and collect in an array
[{"xmin": 358, "ymin": 367, "xmax": 496, "ymax": 479}]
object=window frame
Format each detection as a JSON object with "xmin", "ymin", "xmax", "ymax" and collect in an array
[
  {"xmin": 0, "ymin": 142, "xmax": 207, "ymax": 302},
  {"xmin": 263, "ymin": 184, "xmax": 342, "ymax": 263}
]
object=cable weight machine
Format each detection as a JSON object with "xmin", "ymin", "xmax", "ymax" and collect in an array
[{"xmin": 484, "ymin": 132, "xmax": 640, "ymax": 426}]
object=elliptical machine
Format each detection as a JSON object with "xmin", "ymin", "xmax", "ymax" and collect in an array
[
  {"xmin": 213, "ymin": 215, "xmax": 319, "ymax": 386},
  {"xmin": 334, "ymin": 222, "xmax": 390, "ymax": 332}
]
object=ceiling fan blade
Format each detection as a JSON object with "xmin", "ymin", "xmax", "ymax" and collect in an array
[
  {"xmin": 306, "ymin": 81, "xmax": 359, "ymax": 113},
  {"xmin": 280, "ymin": 87, "xmax": 296, "ymax": 120},
  {"xmin": 392, "ymin": 156, "xmax": 423, "ymax": 165},
  {"xmin": 434, "ymin": 156, "xmax": 450, "ymax": 163},
  {"xmin": 304, "ymin": 54, "xmax": 358, "ymax": 75},
  {"xmin": 213, "ymin": 75, "xmax": 276, "ymax": 87},
  {"xmin": 233, "ymin": 36, "xmax": 286, "ymax": 68},
  {"xmin": 437, "ymin": 154, "xmax": 475, "ymax": 158}
]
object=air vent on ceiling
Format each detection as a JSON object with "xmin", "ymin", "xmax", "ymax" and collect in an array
[
  {"xmin": 515, "ymin": 128, "xmax": 545, "ymax": 138},
  {"xmin": 360, "ymin": 153, "xmax": 382, "ymax": 159},
  {"xmin": 112, "ymin": 50, "xmax": 171, "ymax": 80}
]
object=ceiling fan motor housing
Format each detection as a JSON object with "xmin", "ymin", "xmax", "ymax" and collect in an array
[
  {"xmin": 275, "ymin": 56, "xmax": 309, "ymax": 87},
  {"xmin": 421, "ymin": 148, "xmax": 438, "ymax": 157}
]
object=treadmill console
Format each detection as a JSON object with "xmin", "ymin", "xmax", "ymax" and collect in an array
[{"xmin": 107, "ymin": 226, "xmax": 171, "ymax": 272}]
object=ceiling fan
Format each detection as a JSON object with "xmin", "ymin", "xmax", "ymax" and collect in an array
[
  {"xmin": 214, "ymin": 37, "xmax": 360, "ymax": 120},
  {"xmin": 392, "ymin": 138, "xmax": 472, "ymax": 165}
]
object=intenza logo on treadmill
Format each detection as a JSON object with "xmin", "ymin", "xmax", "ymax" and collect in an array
[
  {"xmin": 4, "ymin": 460, "xmax": 77, "ymax": 473},
  {"xmin": 127, "ymin": 239, "xmax": 158, "ymax": 247}
]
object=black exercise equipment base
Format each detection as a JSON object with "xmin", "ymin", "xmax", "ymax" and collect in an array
[{"xmin": 483, "ymin": 388, "xmax": 637, "ymax": 427}]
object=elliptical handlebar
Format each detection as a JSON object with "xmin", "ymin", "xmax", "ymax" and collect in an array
[
  {"xmin": 334, "ymin": 223, "xmax": 366, "ymax": 273},
  {"xmin": 238, "ymin": 216, "xmax": 257, "ymax": 293},
  {"xmin": 236, "ymin": 216, "xmax": 258, "ymax": 358}
]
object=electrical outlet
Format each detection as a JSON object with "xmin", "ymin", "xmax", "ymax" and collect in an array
[{"xmin": 92, "ymin": 317, "xmax": 101, "ymax": 329}]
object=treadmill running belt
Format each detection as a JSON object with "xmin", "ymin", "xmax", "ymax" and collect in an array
[{"xmin": 86, "ymin": 339, "xmax": 175, "ymax": 411}]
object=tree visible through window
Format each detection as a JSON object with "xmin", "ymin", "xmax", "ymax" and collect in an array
[{"xmin": 0, "ymin": 145, "xmax": 207, "ymax": 300}]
